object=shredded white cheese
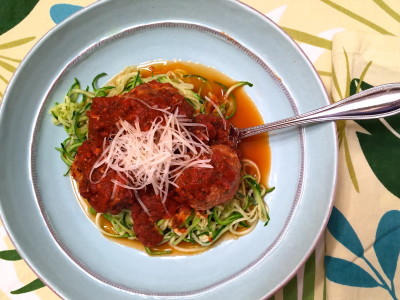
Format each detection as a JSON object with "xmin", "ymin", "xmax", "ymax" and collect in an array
[
  {"xmin": 204, "ymin": 95, "xmax": 227, "ymax": 130},
  {"xmin": 91, "ymin": 108, "xmax": 212, "ymax": 204}
]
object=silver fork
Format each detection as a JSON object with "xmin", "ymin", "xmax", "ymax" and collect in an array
[{"xmin": 236, "ymin": 83, "xmax": 400, "ymax": 139}]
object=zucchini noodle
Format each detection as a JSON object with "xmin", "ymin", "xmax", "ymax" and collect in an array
[{"xmin": 51, "ymin": 63, "xmax": 273, "ymax": 255}]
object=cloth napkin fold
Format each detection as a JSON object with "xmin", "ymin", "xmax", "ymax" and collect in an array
[{"xmin": 324, "ymin": 30, "xmax": 400, "ymax": 300}]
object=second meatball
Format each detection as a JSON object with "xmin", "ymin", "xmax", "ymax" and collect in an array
[{"xmin": 175, "ymin": 144, "xmax": 241, "ymax": 210}]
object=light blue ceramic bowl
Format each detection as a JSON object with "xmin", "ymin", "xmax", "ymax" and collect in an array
[{"xmin": 0, "ymin": 0, "xmax": 337, "ymax": 299}]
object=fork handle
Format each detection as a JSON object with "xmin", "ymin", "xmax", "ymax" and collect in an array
[{"xmin": 239, "ymin": 83, "xmax": 400, "ymax": 139}]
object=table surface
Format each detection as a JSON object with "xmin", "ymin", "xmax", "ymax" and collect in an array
[{"xmin": 0, "ymin": 1, "xmax": 399, "ymax": 299}]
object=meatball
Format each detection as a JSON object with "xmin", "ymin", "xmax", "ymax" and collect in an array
[
  {"xmin": 71, "ymin": 140, "xmax": 134, "ymax": 214},
  {"xmin": 72, "ymin": 81, "xmax": 194, "ymax": 214},
  {"xmin": 87, "ymin": 81, "xmax": 193, "ymax": 140},
  {"xmin": 175, "ymin": 144, "xmax": 241, "ymax": 210}
]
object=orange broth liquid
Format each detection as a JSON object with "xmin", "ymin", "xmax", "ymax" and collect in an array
[{"xmin": 75, "ymin": 60, "xmax": 271, "ymax": 255}]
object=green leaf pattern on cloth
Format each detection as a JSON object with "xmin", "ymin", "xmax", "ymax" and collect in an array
[
  {"xmin": 0, "ymin": 0, "xmax": 39, "ymax": 35},
  {"xmin": 374, "ymin": 211, "xmax": 400, "ymax": 285},
  {"xmin": 302, "ymin": 251, "xmax": 316, "ymax": 300},
  {"xmin": 326, "ymin": 207, "xmax": 399, "ymax": 299},
  {"xmin": 321, "ymin": 0, "xmax": 394, "ymax": 35},
  {"xmin": 356, "ymin": 115, "xmax": 400, "ymax": 197},
  {"xmin": 325, "ymin": 256, "xmax": 381, "ymax": 288},
  {"xmin": 0, "ymin": 250, "xmax": 21, "ymax": 261},
  {"xmin": 0, "ymin": 249, "xmax": 45, "ymax": 294},
  {"xmin": 283, "ymin": 274, "xmax": 298, "ymax": 300},
  {"xmin": 10, "ymin": 279, "xmax": 45, "ymax": 295},
  {"xmin": 349, "ymin": 78, "xmax": 400, "ymax": 198},
  {"xmin": 0, "ymin": 37, "xmax": 35, "ymax": 99},
  {"xmin": 331, "ymin": 50, "xmax": 367, "ymax": 192},
  {"xmin": 327, "ymin": 207, "xmax": 364, "ymax": 258}
]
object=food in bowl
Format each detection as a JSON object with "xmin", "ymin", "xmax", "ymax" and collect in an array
[{"xmin": 50, "ymin": 60, "xmax": 274, "ymax": 255}]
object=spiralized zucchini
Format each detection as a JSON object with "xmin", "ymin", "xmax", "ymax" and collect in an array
[{"xmin": 50, "ymin": 64, "xmax": 272, "ymax": 255}]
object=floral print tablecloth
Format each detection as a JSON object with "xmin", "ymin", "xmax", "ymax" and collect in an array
[{"xmin": 0, "ymin": 1, "xmax": 399, "ymax": 299}]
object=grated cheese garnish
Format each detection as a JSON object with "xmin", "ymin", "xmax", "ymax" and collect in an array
[{"xmin": 91, "ymin": 107, "xmax": 212, "ymax": 205}]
